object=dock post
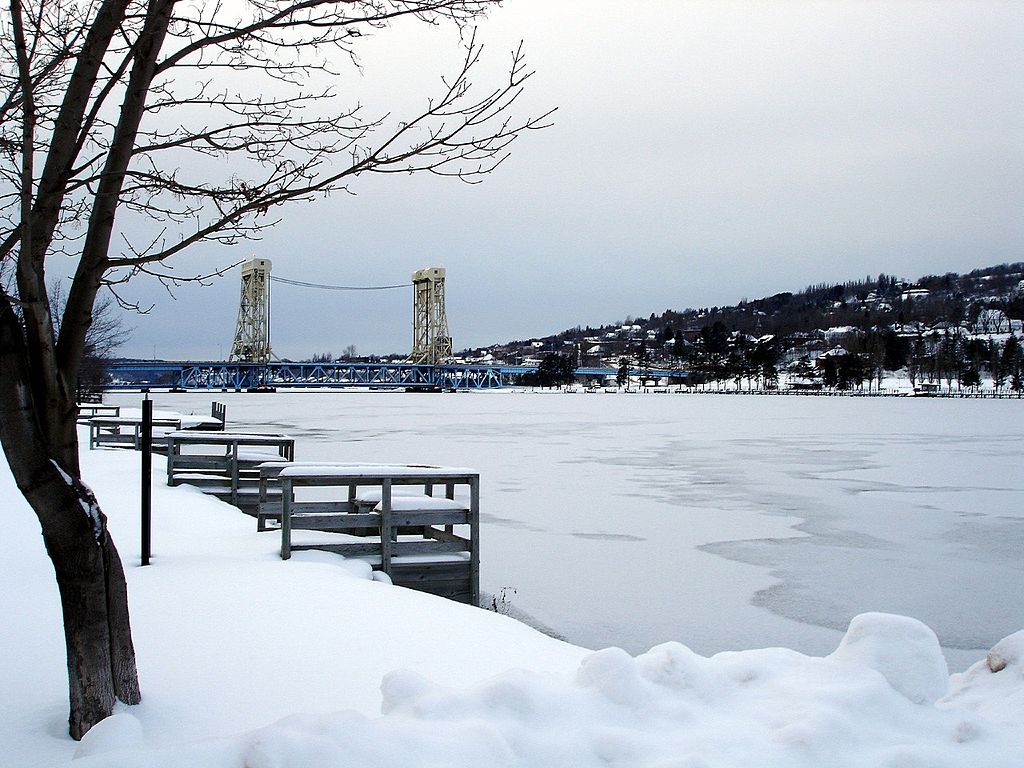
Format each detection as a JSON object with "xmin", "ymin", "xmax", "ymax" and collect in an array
[{"xmin": 141, "ymin": 397, "xmax": 152, "ymax": 566}]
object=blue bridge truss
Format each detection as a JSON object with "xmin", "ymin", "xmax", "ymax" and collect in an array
[{"xmin": 106, "ymin": 361, "xmax": 690, "ymax": 391}]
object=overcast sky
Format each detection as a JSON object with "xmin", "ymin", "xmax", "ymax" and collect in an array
[{"xmin": 113, "ymin": 0, "xmax": 1022, "ymax": 360}]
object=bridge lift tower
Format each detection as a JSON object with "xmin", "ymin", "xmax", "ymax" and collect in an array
[
  {"xmin": 410, "ymin": 266, "xmax": 453, "ymax": 365},
  {"xmin": 229, "ymin": 257, "xmax": 273, "ymax": 363}
]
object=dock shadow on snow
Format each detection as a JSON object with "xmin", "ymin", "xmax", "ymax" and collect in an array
[{"xmin": 569, "ymin": 531, "xmax": 647, "ymax": 542}]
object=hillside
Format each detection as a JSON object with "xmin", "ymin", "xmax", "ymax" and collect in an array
[{"xmin": 462, "ymin": 262, "xmax": 1024, "ymax": 391}]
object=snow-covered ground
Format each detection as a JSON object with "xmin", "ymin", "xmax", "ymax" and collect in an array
[{"xmin": 2, "ymin": 391, "xmax": 1022, "ymax": 765}]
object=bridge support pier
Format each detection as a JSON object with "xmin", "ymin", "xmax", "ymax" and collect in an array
[
  {"xmin": 229, "ymin": 258, "xmax": 273, "ymax": 363},
  {"xmin": 410, "ymin": 267, "xmax": 453, "ymax": 365}
]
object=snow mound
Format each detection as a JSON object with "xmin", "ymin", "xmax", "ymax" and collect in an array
[
  {"xmin": 829, "ymin": 612, "xmax": 949, "ymax": 704},
  {"xmin": 985, "ymin": 630, "xmax": 1024, "ymax": 674},
  {"xmin": 56, "ymin": 617, "xmax": 1024, "ymax": 768},
  {"xmin": 73, "ymin": 712, "xmax": 143, "ymax": 758},
  {"xmin": 944, "ymin": 630, "xmax": 1024, "ymax": 724}
]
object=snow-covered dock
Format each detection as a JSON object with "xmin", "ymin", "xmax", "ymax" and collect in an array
[{"xmin": 278, "ymin": 464, "xmax": 480, "ymax": 604}]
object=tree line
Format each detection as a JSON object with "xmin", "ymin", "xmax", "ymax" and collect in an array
[
  {"xmin": 526, "ymin": 324, "xmax": 1023, "ymax": 394},
  {"xmin": 656, "ymin": 324, "xmax": 1022, "ymax": 392}
]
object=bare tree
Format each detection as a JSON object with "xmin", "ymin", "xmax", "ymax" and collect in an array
[
  {"xmin": 50, "ymin": 282, "xmax": 132, "ymax": 399},
  {"xmin": 0, "ymin": 0, "xmax": 549, "ymax": 739}
]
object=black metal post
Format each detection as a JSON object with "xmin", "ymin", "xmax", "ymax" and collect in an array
[{"xmin": 141, "ymin": 397, "xmax": 152, "ymax": 566}]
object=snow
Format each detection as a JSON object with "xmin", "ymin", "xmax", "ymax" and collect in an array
[
  {"xmin": 2, "ymin": 393, "xmax": 1023, "ymax": 766},
  {"xmin": 114, "ymin": 408, "xmax": 222, "ymax": 430},
  {"xmin": 828, "ymin": 612, "xmax": 949, "ymax": 705},
  {"xmin": 371, "ymin": 496, "xmax": 468, "ymax": 512},
  {"xmin": 278, "ymin": 464, "xmax": 474, "ymax": 478},
  {"xmin": 1, "ymin": 439, "xmax": 583, "ymax": 766},
  {"xmin": 50, "ymin": 458, "xmax": 104, "ymax": 542},
  {"xmin": 166, "ymin": 430, "xmax": 292, "ymax": 440},
  {"xmin": 61, "ymin": 616, "xmax": 1024, "ymax": 767}
]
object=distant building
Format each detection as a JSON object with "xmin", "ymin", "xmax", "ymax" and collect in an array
[
  {"xmin": 901, "ymin": 288, "xmax": 930, "ymax": 302},
  {"xmin": 974, "ymin": 309, "xmax": 1011, "ymax": 335},
  {"xmin": 814, "ymin": 346, "xmax": 849, "ymax": 367},
  {"xmin": 825, "ymin": 326, "xmax": 859, "ymax": 343}
]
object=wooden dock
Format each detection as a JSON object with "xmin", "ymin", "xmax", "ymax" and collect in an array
[
  {"xmin": 135, "ymin": 400, "xmax": 483, "ymax": 606},
  {"xmin": 276, "ymin": 464, "xmax": 480, "ymax": 605},
  {"xmin": 165, "ymin": 431, "xmax": 295, "ymax": 510}
]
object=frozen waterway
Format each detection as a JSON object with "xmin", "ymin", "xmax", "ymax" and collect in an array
[{"xmin": 111, "ymin": 390, "xmax": 1024, "ymax": 670}]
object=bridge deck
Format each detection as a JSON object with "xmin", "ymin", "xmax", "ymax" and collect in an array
[{"xmin": 106, "ymin": 362, "xmax": 691, "ymax": 390}]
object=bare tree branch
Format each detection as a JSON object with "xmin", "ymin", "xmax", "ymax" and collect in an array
[{"xmin": 0, "ymin": 0, "xmax": 550, "ymax": 739}]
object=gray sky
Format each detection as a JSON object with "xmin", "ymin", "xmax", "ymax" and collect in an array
[{"xmin": 113, "ymin": 0, "xmax": 1023, "ymax": 360}]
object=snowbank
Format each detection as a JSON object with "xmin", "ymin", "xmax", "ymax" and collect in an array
[
  {"xmin": 72, "ymin": 617, "xmax": 1024, "ymax": 768},
  {"xmin": 2, "ymin": 432, "xmax": 1022, "ymax": 767}
]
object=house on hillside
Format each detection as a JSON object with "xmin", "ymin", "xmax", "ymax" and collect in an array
[
  {"xmin": 815, "ymin": 346, "xmax": 849, "ymax": 368},
  {"xmin": 781, "ymin": 330, "xmax": 826, "ymax": 365},
  {"xmin": 974, "ymin": 308, "xmax": 1011, "ymax": 335},
  {"xmin": 825, "ymin": 326, "xmax": 860, "ymax": 344},
  {"xmin": 901, "ymin": 286, "xmax": 933, "ymax": 303},
  {"xmin": 901, "ymin": 288, "xmax": 931, "ymax": 302}
]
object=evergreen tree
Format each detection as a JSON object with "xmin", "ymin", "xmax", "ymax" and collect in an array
[
  {"xmin": 822, "ymin": 353, "xmax": 868, "ymax": 390},
  {"xmin": 1003, "ymin": 336, "xmax": 1022, "ymax": 393},
  {"xmin": 673, "ymin": 332, "xmax": 686, "ymax": 361},
  {"xmin": 534, "ymin": 353, "xmax": 576, "ymax": 387},
  {"xmin": 962, "ymin": 367, "xmax": 982, "ymax": 390},
  {"xmin": 637, "ymin": 340, "xmax": 649, "ymax": 373},
  {"xmin": 751, "ymin": 338, "xmax": 781, "ymax": 389},
  {"xmin": 912, "ymin": 335, "xmax": 929, "ymax": 384},
  {"xmin": 882, "ymin": 331, "xmax": 909, "ymax": 371},
  {"xmin": 990, "ymin": 340, "xmax": 1006, "ymax": 391},
  {"xmin": 936, "ymin": 332, "xmax": 960, "ymax": 391},
  {"xmin": 616, "ymin": 357, "xmax": 630, "ymax": 387}
]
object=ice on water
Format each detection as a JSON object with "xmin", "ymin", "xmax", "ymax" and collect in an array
[{"xmin": 140, "ymin": 390, "xmax": 1024, "ymax": 668}]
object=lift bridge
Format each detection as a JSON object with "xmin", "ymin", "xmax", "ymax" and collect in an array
[
  {"xmin": 106, "ymin": 259, "xmax": 689, "ymax": 391},
  {"xmin": 226, "ymin": 259, "xmax": 453, "ymax": 367},
  {"xmin": 109, "ymin": 260, "xmax": 510, "ymax": 390}
]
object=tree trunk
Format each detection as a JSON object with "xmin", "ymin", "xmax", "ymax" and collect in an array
[{"xmin": 0, "ymin": 299, "xmax": 139, "ymax": 740}]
